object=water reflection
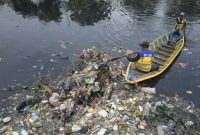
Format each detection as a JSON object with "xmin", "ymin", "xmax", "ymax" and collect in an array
[
  {"xmin": 2, "ymin": 0, "xmax": 200, "ymax": 24},
  {"xmin": 122, "ymin": 0, "xmax": 159, "ymax": 16},
  {"xmin": 0, "ymin": 0, "xmax": 6, "ymax": 5},
  {"xmin": 65, "ymin": 0, "xmax": 112, "ymax": 26},
  {"xmin": 7, "ymin": 0, "xmax": 62, "ymax": 22},
  {"xmin": 165, "ymin": 0, "xmax": 200, "ymax": 20},
  {"xmin": 2, "ymin": 0, "xmax": 112, "ymax": 25}
]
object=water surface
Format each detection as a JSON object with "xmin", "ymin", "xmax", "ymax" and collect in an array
[{"xmin": 0, "ymin": 0, "xmax": 200, "ymax": 107}]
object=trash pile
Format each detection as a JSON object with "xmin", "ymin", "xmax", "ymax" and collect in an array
[{"xmin": 0, "ymin": 47, "xmax": 200, "ymax": 135}]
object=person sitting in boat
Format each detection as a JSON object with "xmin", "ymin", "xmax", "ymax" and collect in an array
[
  {"xmin": 125, "ymin": 42, "xmax": 159, "ymax": 72},
  {"xmin": 170, "ymin": 12, "xmax": 187, "ymax": 42}
]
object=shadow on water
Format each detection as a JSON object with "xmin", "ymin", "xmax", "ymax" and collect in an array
[
  {"xmin": 6, "ymin": 0, "xmax": 62, "ymax": 22},
  {"xmin": 122, "ymin": 0, "xmax": 159, "ymax": 16},
  {"xmin": 64, "ymin": 0, "xmax": 112, "ymax": 26},
  {"xmin": 1, "ymin": 0, "xmax": 200, "ymax": 23},
  {"xmin": 1, "ymin": 0, "xmax": 113, "ymax": 25},
  {"xmin": 165, "ymin": 0, "xmax": 200, "ymax": 20}
]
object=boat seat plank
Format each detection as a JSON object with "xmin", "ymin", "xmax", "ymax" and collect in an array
[
  {"xmin": 158, "ymin": 47, "xmax": 174, "ymax": 53},
  {"xmin": 155, "ymin": 50, "xmax": 171, "ymax": 57},
  {"xmin": 154, "ymin": 54, "xmax": 168, "ymax": 61},
  {"xmin": 152, "ymin": 58, "xmax": 165, "ymax": 65},
  {"xmin": 162, "ymin": 44, "xmax": 175, "ymax": 50}
]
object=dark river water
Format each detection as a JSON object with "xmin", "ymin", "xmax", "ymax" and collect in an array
[{"xmin": 0, "ymin": 0, "xmax": 200, "ymax": 108}]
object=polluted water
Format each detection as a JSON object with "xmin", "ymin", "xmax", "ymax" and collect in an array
[{"xmin": 0, "ymin": 47, "xmax": 200, "ymax": 135}]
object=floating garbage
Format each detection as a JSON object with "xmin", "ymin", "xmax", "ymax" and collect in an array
[
  {"xmin": 49, "ymin": 59, "xmax": 56, "ymax": 63},
  {"xmin": 186, "ymin": 90, "xmax": 192, "ymax": 94},
  {"xmin": 1, "ymin": 47, "xmax": 200, "ymax": 135},
  {"xmin": 97, "ymin": 128, "xmax": 107, "ymax": 135},
  {"xmin": 32, "ymin": 65, "xmax": 38, "ymax": 68},
  {"xmin": 178, "ymin": 62, "xmax": 188, "ymax": 69},
  {"xmin": 60, "ymin": 44, "xmax": 66, "ymax": 49},
  {"xmin": 138, "ymin": 120, "xmax": 148, "ymax": 129},
  {"xmin": 20, "ymin": 128, "xmax": 28, "ymax": 135},
  {"xmin": 58, "ymin": 40, "xmax": 65, "ymax": 44},
  {"xmin": 87, "ymin": 108, "xmax": 95, "ymax": 113},
  {"xmin": 98, "ymin": 110, "xmax": 108, "ymax": 118},
  {"xmin": 3, "ymin": 117, "xmax": 11, "ymax": 123},
  {"xmin": 71, "ymin": 124, "xmax": 81, "ymax": 132},
  {"xmin": 157, "ymin": 126, "xmax": 165, "ymax": 135},
  {"xmin": 12, "ymin": 131, "xmax": 19, "ymax": 135},
  {"xmin": 186, "ymin": 52, "xmax": 192, "ymax": 55},
  {"xmin": 16, "ymin": 98, "xmax": 36, "ymax": 112},
  {"xmin": 140, "ymin": 87, "xmax": 156, "ymax": 94},
  {"xmin": 28, "ymin": 113, "xmax": 39, "ymax": 123},
  {"xmin": 22, "ymin": 105, "xmax": 31, "ymax": 112},
  {"xmin": 183, "ymin": 47, "xmax": 189, "ymax": 51},
  {"xmin": 49, "ymin": 92, "xmax": 60, "ymax": 107}
]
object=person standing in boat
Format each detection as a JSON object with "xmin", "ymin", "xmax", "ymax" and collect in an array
[
  {"xmin": 170, "ymin": 12, "xmax": 187, "ymax": 42},
  {"xmin": 125, "ymin": 42, "xmax": 159, "ymax": 72}
]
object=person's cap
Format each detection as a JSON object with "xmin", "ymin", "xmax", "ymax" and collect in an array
[
  {"xmin": 139, "ymin": 42, "xmax": 149, "ymax": 48},
  {"xmin": 180, "ymin": 12, "xmax": 185, "ymax": 16}
]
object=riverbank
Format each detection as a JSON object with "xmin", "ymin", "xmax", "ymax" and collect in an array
[{"xmin": 0, "ymin": 48, "xmax": 200, "ymax": 135}]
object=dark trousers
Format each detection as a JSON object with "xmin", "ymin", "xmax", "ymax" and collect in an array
[{"xmin": 150, "ymin": 64, "xmax": 159, "ymax": 72}]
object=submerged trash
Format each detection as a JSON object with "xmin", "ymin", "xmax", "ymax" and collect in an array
[{"xmin": 178, "ymin": 62, "xmax": 188, "ymax": 69}]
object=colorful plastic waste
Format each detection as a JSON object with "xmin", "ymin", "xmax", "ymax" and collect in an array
[
  {"xmin": 71, "ymin": 124, "xmax": 81, "ymax": 132},
  {"xmin": 186, "ymin": 90, "xmax": 192, "ymax": 94},
  {"xmin": 1, "ymin": 47, "xmax": 200, "ymax": 135},
  {"xmin": 23, "ymin": 105, "xmax": 31, "ymax": 112},
  {"xmin": 19, "ymin": 128, "xmax": 28, "ymax": 135},
  {"xmin": 98, "ymin": 110, "xmax": 108, "ymax": 118},
  {"xmin": 29, "ymin": 113, "xmax": 39, "ymax": 123}
]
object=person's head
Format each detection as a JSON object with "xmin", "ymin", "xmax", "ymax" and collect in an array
[
  {"xmin": 180, "ymin": 12, "xmax": 185, "ymax": 20},
  {"xmin": 139, "ymin": 42, "xmax": 149, "ymax": 50}
]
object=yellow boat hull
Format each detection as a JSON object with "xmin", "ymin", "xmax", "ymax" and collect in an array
[{"xmin": 125, "ymin": 32, "xmax": 185, "ymax": 84}]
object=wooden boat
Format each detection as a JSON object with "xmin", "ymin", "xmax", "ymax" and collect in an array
[{"xmin": 125, "ymin": 31, "xmax": 185, "ymax": 84}]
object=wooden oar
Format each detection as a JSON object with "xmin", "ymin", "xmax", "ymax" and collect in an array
[{"xmin": 109, "ymin": 52, "xmax": 138, "ymax": 62}]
